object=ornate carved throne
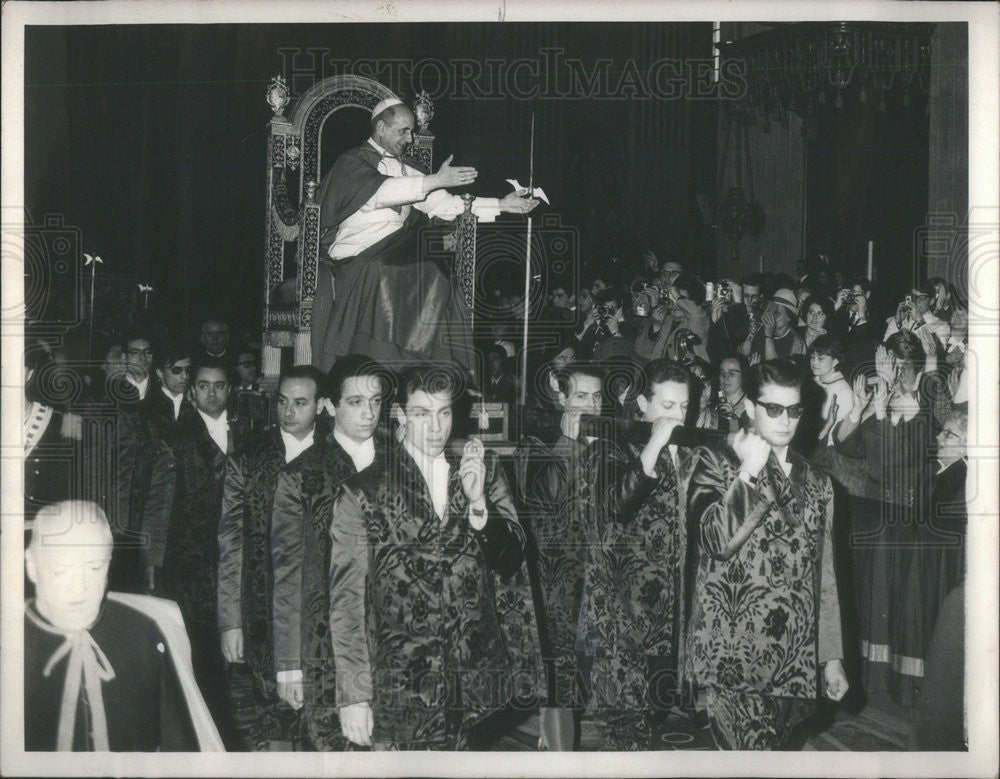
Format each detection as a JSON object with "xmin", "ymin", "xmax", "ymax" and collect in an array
[{"xmin": 262, "ymin": 74, "xmax": 479, "ymax": 381}]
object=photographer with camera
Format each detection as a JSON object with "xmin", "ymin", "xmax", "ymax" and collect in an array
[
  {"xmin": 834, "ymin": 277, "xmax": 879, "ymax": 377},
  {"xmin": 655, "ymin": 274, "xmax": 709, "ymax": 364},
  {"xmin": 883, "ymin": 283, "xmax": 950, "ymax": 355},
  {"xmin": 632, "ymin": 281, "xmax": 674, "ymax": 362},
  {"xmin": 706, "ymin": 277, "xmax": 752, "ymax": 364},
  {"xmin": 590, "ymin": 287, "xmax": 639, "ymax": 364}
]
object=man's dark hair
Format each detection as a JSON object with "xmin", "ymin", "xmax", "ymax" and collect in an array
[
  {"xmin": 808, "ymin": 333, "xmax": 844, "ymax": 363},
  {"xmin": 740, "ymin": 272, "xmax": 765, "ymax": 289},
  {"xmin": 849, "ymin": 276, "xmax": 872, "ymax": 294},
  {"xmin": 396, "ymin": 362, "xmax": 463, "ymax": 409},
  {"xmin": 885, "ymin": 330, "xmax": 927, "ymax": 374},
  {"xmin": 278, "ymin": 364, "xmax": 327, "ymax": 401},
  {"xmin": 327, "ymin": 354, "xmax": 391, "ymax": 406},
  {"xmin": 638, "ymin": 359, "xmax": 691, "ymax": 400},
  {"xmin": 190, "ymin": 355, "xmax": 231, "ymax": 385},
  {"xmin": 774, "ymin": 272, "xmax": 798, "ymax": 292},
  {"xmin": 592, "ymin": 286, "xmax": 622, "ymax": 310},
  {"xmin": 747, "ymin": 358, "xmax": 802, "ymax": 402},
  {"xmin": 370, "ymin": 103, "xmax": 410, "ymax": 134},
  {"xmin": 672, "ymin": 274, "xmax": 705, "ymax": 305},
  {"xmin": 120, "ymin": 329, "xmax": 156, "ymax": 352},
  {"xmin": 153, "ymin": 339, "xmax": 193, "ymax": 371},
  {"xmin": 553, "ymin": 363, "xmax": 605, "ymax": 397}
]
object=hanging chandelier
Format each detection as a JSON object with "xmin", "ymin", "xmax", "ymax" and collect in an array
[{"xmin": 718, "ymin": 22, "xmax": 935, "ymax": 120}]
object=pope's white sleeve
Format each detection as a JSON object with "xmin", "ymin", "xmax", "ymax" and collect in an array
[
  {"xmin": 368, "ymin": 175, "xmax": 427, "ymax": 209},
  {"xmin": 418, "ymin": 190, "xmax": 501, "ymax": 223}
]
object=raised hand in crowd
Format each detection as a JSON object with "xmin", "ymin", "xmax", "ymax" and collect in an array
[
  {"xmin": 818, "ymin": 394, "xmax": 840, "ymax": 441},
  {"xmin": 852, "ymin": 291, "xmax": 868, "ymax": 322},
  {"xmin": 760, "ymin": 308, "xmax": 777, "ymax": 339},
  {"xmin": 874, "ymin": 344, "xmax": 895, "ymax": 386},
  {"xmin": 894, "ymin": 300, "xmax": 916, "ymax": 329},
  {"xmin": 710, "ymin": 295, "xmax": 726, "ymax": 323},
  {"xmin": 871, "ymin": 379, "xmax": 889, "ymax": 421},
  {"xmin": 748, "ymin": 352, "xmax": 761, "ymax": 367}
]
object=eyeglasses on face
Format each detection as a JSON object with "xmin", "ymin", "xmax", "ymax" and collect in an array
[
  {"xmin": 127, "ymin": 348, "xmax": 153, "ymax": 358},
  {"xmin": 719, "ymin": 369, "xmax": 742, "ymax": 378},
  {"xmin": 758, "ymin": 401, "xmax": 804, "ymax": 419}
]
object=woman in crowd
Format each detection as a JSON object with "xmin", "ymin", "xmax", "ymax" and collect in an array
[
  {"xmin": 522, "ymin": 341, "xmax": 577, "ymax": 439},
  {"xmin": 928, "ymin": 276, "xmax": 956, "ymax": 323},
  {"xmin": 714, "ymin": 353, "xmax": 751, "ymax": 433},
  {"xmin": 799, "ymin": 294, "xmax": 837, "ymax": 348}
]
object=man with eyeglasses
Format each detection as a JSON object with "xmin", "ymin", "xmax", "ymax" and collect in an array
[
  {"xmin": 684, "ymin": 359, "xmax": 848, "ymax": 750},
  {"xmin": 89, "ymin": 330, "xmax": 165, "ymax": 593},
  {"xmin": 121, "ymin": 331, "xmax": 157, "ymax": 402},
  {"xmin": 883, "ymin": 282, "xmax": 950, "ymax": 354}
]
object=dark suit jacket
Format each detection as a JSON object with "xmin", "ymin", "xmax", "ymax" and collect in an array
[
  {"xmin": 269, "ymin": 426, "xmax": 387, "ymax": 750},
  {"xmin": 216, "ymin": 426, "xmax": 292, "ymax": 687},
  {"xmin": 146, "ymin": 410, "xmax": 247, "ymax": 630},
  {"xmin": 143, "ymin": 387, "xmax": 195, "ymax": 438},
  {"xmin": 329, "ymin": 442, "xmax": 541, "ymax": 746}
]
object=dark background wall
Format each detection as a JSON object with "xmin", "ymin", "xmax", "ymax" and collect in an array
[{"xmin": 25, "ymin": 22, "xmax": 717, "ymax": 343}]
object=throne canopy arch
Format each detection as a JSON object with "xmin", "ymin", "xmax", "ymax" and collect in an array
[
  {"xmin": 262, "ymin": 74, "xmax": 444, "ymax": 371},
  {"xmin": 285, "ymin": 74, "xmax": 399, "ymax": 187}
]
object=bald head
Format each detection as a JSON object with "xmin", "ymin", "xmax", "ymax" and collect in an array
[{"xmin": 26, "ymin": 501, "xmax": 113, "ymax": 631}]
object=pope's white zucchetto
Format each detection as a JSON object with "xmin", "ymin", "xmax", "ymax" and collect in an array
[{"xmin": 371, "ymin": 96, "xmax": 404, "ymax": 117}]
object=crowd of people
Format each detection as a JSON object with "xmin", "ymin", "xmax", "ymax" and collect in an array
[
  {"xmin": 22, "ymin": 247, "xmax": 969, "ymax": 753},
  {"xmin": 17, "ymin": 71, "xmax": 979, "ymax": 758}
]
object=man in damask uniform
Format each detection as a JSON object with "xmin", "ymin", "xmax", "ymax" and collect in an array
[
  {"xmin": 329, "ymin": 363, "xmax": 541, "ymax": 750},
  {"xmin": 216, "ymin": 365, "xmax": 328, "ymax": 750},
  {"xmin": 684, "ymin": 359, "xmax": 848, "ymax": 750},
  {"xmin": 518, "ymin": 363, "xmax": 605, "ymax": 750},
  {"xmin": 268, "ymin": 355, "xmax": 390, "ymax": 750},
  {"xmin": 577, "ymin": 359, "xmax": 695, "ymax": 750}
]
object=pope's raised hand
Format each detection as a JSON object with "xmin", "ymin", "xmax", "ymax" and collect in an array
[
  {"xmin": 432, "ymin": 154, "xmax": 478, "ymax": 189},
  {"xmin": 499, "ymin": 192, "xmax": 540, "ymax": 214}
]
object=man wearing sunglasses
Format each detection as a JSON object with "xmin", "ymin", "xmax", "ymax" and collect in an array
[
  {"xmin": 684, "ymin": 359, "xmax": 847, "ymax": 750},
  {"xmin": 145, "ymin": 340, "xmax": 195, "ymax": 436}
]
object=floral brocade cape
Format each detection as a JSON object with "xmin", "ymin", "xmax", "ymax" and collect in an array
[
  {"xmin": 331, "ymin": 445, "xmax": 543, "ymax": 747},
  {"xmin": 684, "ymin": 445, "xmax": 829, "ymax": 702}
]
